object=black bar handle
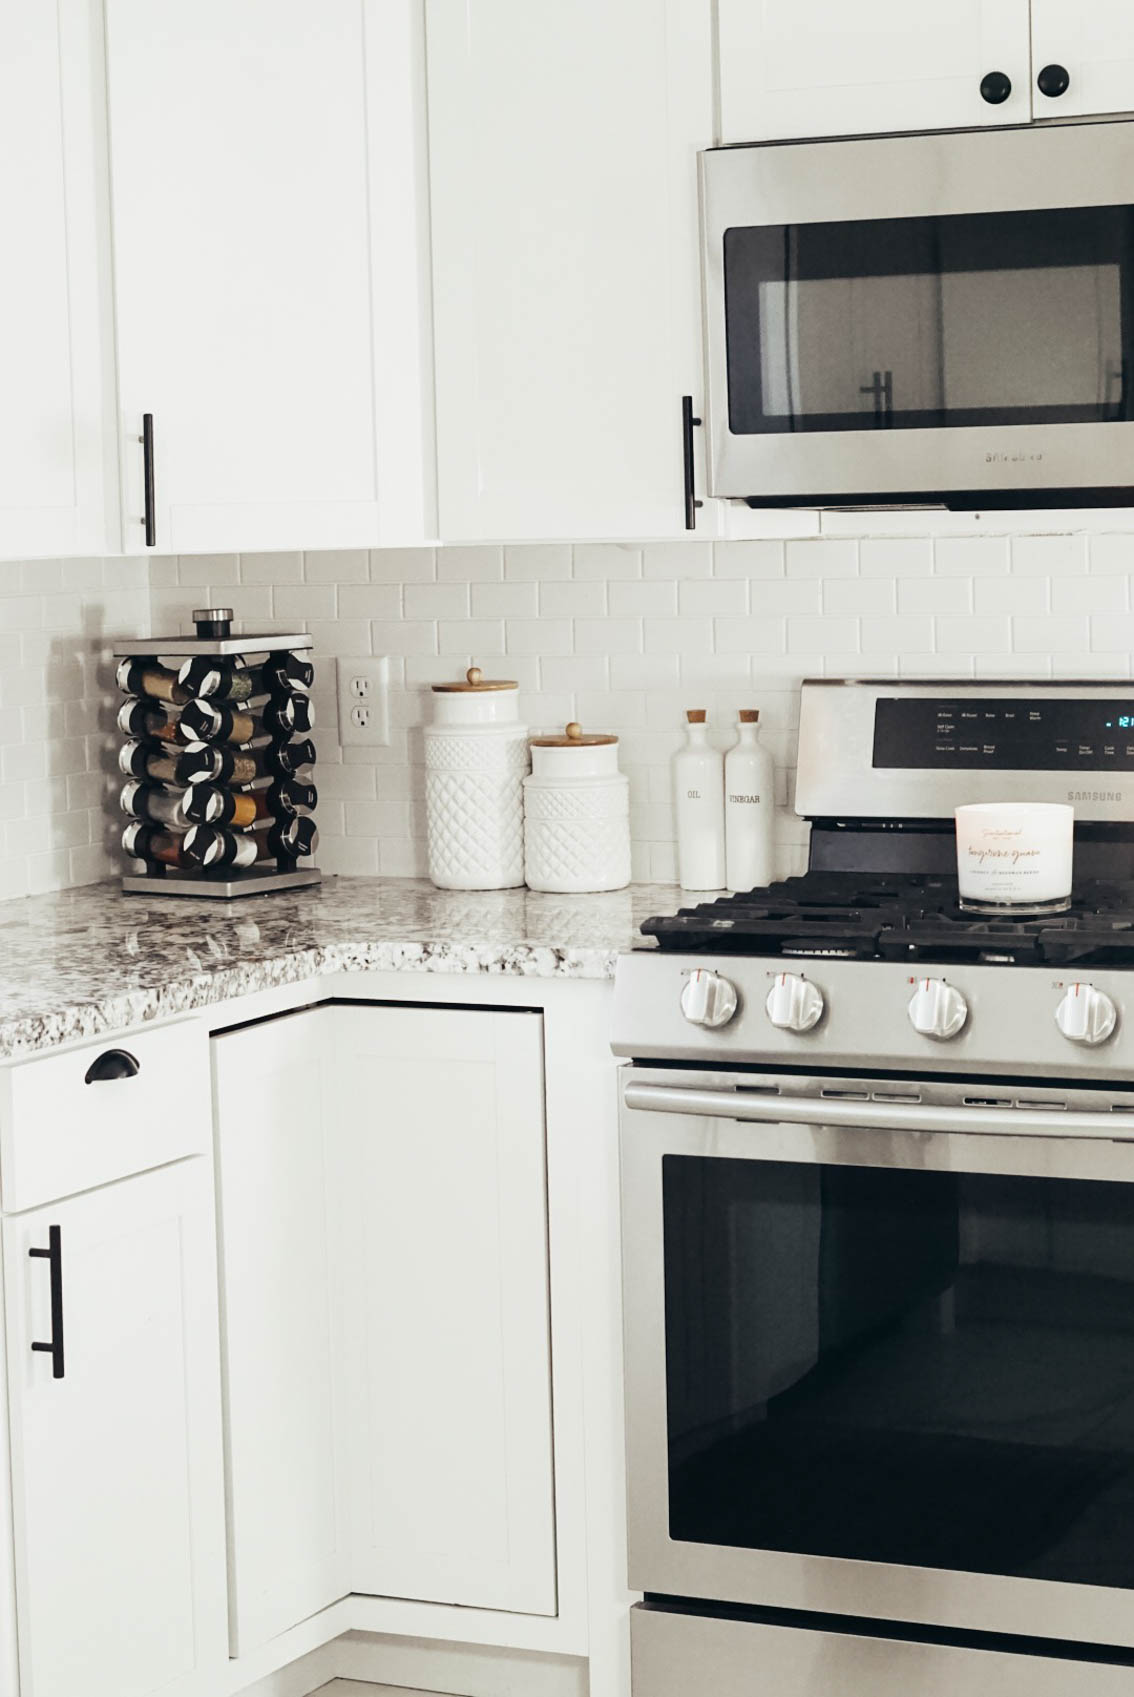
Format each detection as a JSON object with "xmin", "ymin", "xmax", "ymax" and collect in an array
[
  {"xmin": 141, "ymin": 413, "xmax": 156, "ymax": 547},
  {"xmin": 681, "ymin": 395, "xmax": 703, "ymax": 531},
  {"xmin": 84, "ymin": 1047, "xmax": 140, "ymax": 1084},
  {"xmin": 29, "ymin": 1226, "xmax": 64, "ymax": 1380}
]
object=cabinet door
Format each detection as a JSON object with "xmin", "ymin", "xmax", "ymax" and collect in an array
[
  {"xmin": 718, "ymin": 0, "xmax": 1032, "ymax": 143},
  {"xmin": 427, "ymin": 0, "xmax": 713, "ymax": 540},
  {"xmin": 211, "ymin": 1008, "xmax": 349, "ymax": 1655},
  {"xmin": 0, "ymin": 0, "xmax": 115, "ymax": 559},
  {"xmin": 3, "ymin": 1160, "xmax": 226, "ymax": 1697},
  {"xmin": 105, "ymin": 0, "xmax": 431, "ymax": 555},
  {"xmin": 335, "ymin": 1005, "xmax": 557, "ymax": 1614},
  {"xmin": 1031, "ymin": 1, "xmax": 1134, "ymax": 119}
]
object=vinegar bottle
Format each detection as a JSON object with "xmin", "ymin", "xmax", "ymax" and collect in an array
[
  {"xmin": 725, "ymin": 709, "xmax": 776, "ymax": 892},
  {"xmin": 672, "ymin": 710, "xmax": 725, "ymax": 890}
]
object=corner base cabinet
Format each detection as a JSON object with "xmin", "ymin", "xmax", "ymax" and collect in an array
[
  {"xmin": 212, "ymin": 1001, "xmax": 557, "ymax": 1651},
  {"xmin": 2, "ymin": 1158, "xmax": 227, "ymax": 1697}
]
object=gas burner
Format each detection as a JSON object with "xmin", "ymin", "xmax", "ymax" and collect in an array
[{"xmin": 642, "ymin": 874, "xmax": 1134, "ymax": 967}]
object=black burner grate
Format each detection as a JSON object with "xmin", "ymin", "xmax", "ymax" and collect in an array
[{"xmin": 642, "ymin": 874, "xmax": 1134, "ymax": 967}]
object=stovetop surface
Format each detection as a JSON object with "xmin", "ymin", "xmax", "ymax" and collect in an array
[{"xmin": 642, "ymin": 874, "xmax": 1134, "ymax": 968}]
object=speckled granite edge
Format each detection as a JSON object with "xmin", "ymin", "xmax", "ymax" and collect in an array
[{"xmin": 0, "ymin": 877, "xmax": 676, "ymax": 1059}]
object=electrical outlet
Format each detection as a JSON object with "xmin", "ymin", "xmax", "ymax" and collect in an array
[{"xmin": 337, "ymin": 656, "xmax": 390, "ymax": 746}]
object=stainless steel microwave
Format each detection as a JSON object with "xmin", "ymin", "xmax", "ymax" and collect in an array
[{"xmin": 700, "ymin": 121, "xmax": 1134, "ymax": 510}]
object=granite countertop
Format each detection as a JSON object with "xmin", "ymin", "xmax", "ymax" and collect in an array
[{"xmin": 0, "ymin": 876, "xmax": 681, "ymax": 1059}]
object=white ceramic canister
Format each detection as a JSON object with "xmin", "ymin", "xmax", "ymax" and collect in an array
[
  {"xmin": 524, "ymin": 723, "xmax": 631, "ymax": 893},
  {"xmin": 425, "ymin": 666, "xmax": 530, "ymax": 889},
  {"xmin": 955, "ymin": 801, "xmax": 1074, "ymax": 914}
]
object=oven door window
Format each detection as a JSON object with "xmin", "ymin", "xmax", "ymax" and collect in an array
[
  {"xmin": 723, "ymin": 207, "xmax": 1134, "ymax": 434},
  {"xmin": 663, "ymin": 1156, "xmax": 1134, "ymax": 1586}
]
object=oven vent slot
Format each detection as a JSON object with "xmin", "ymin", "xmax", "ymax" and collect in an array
[
  {"xmin": 872, "ymin": 1091, "xmax": 921, "ymax": 1104},
  {"xmin": 963, "ymin": 1097, "xmax": 1009, "ymax": 1108},
  {"xmin": 1015, "ymin": 1098, "xmax": 1066, "ymax": 1111},
  {"xmin": 735, "ymin": 1084, "xmax": 780, "ymax": 1096},
  {"xmin": 821, "ymin": 1089, "xmax": 871, "ymax": 1100}
]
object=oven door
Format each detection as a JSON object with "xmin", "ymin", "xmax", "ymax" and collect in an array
[
  {"xmin": 621, "ymin": 1068, "xmax": 1134, "ymax": 1648},
  {"xmin": 701, "ymin": 121, "xmax": 1134, "ymax": 507}
]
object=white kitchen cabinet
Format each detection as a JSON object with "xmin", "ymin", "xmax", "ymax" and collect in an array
[
  {"xmin": 104, "ymin": 0, "xmax": 434, "ymax": 555},
  {"xmin": 211, "ymin": 1007, "xmax": 350, "ymax": 1656},
  {"xmin": 335, "ymin": 1004, "xmax": 557, "ymax": 1615},
  {"xmin": 426, "ymin": 0, "xmax": 713, "ymax": 540},
  {"xmin": 2, "ymin": 1158, "xmax": 226, "ymax": 1697},
  {"xmin": 212, "ymin": 1001, "xmax": 557, "ymax": 1635},
  {"xmin": 0, "ymin": 0, "xmax": 116, "ymax": 559},
  {"xmin": 1031, "ymin": 1, "xmax": 1134, "ymax": 119},
  {"xmin": 718, "ymin": 0, "xmax": 1032, "ymax": 143}
]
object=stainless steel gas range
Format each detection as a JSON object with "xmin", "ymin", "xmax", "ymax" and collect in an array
[{"xmin": 613, "ymin": 680, "xmax": 1134, "ymax": 1697}]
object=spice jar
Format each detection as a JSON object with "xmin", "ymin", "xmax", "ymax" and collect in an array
[
  {"xmin": 523, "ymin": 722, "xmax": 630, "ymax": 893},
  {"xmin": 425, "ymin": 666, "xmax": 529, "ymax": 890}
]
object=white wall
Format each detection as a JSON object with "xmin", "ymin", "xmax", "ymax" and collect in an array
[
  {"xmin": 147, "ymin": 529, "xmax": 1134, "ymax": 886},
  {"xmin": 0, "ymin": 557, "xmax": 150, "ymax": 899},
  {"xmin": 1, "ymin": 529, "xmax": 1130, "ymax": 901}
]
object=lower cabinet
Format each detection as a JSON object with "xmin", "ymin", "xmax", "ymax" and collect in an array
[
  {"xmin": 212, "ymin": 1001, "xmax": 557, "ymax": 1653},
  {"xmin": 2, "ymin": 1159, "xmax": 227, "ymax": 1697}
]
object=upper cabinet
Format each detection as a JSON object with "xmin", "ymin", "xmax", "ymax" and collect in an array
[
  {"xmin": 1030, "ymin": 1, "xmax": 1134, "ymax": 120},
  {"xmin": 104, "ymin": 0, "xmax": 434, "ymax": 556},
  {"xmin": 0, "ymin": 0, "xmax": 117, "ymax": 559},
  {"xmin": 426, "ymin": 0, "xmax": 714, "ymax": 542},
  {"xmin": 719, "ymin": 0, "xmax": 1031, "ymax": 142},
  {"xmin": 718, "ymin": 0, "xmax": 1134, "ymax": 144}
]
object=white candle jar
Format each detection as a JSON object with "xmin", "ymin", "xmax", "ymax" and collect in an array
[
  {"xmin": 425, "ymin": 667, "xmax": 530, "ymax": 890},
  {"xmin": 955, "ymin": 801, "xmax": 1074, "ymax": 915},
  {"xmin": 524, "ymin": 723, "xmax": 631, "ymax": 893}
]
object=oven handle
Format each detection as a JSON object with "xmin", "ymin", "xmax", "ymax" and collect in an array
[{"xmin": 623, "ymin": 1082, "xmax": 1134, "ymax": 1142}]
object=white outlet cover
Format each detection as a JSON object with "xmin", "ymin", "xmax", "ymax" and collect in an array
[{"xmin": 336, "ymin": 656, "xmax": 390, "ymax": 746}]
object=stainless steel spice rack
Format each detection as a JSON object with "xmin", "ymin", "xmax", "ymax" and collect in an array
[{"xmin": 114, "ymin": 608, "xmax": 321, "ymax": 899}]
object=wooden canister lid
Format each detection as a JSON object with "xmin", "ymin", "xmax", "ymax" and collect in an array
[
  {"xmin": 529, "ymin": 721, "xmax": 618, "ymax": 749},
  {"xmin": 685, "ymin": 708, "xmax": 708, "ymax": 723},
  {"xmin": 432, "ymin": 664, "xmax": 518, "ymax": 693},
  {"xmin": 738, "ymin": 709, "xmax": 760, "ymax": 723}
]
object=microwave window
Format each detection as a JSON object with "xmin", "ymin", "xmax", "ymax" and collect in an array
[{"xmin": 724, "ymin": 207, "xmax": 1134, "ymax": 434}]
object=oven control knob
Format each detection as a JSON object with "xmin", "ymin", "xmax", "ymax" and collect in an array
[
  {"xmin": 1055, "ymin": 983, "xmax": 1117, "ymax": 1047},
  {"xmin": 765, "ymin": 972, "xmax": 824, "ymax": 1034},
  {"xmin": 908, "ymin": 978, "xmax": 968, "ymax": 1040},
  {"xmin": 680, "ymin": 969, "xmax": 739, "ymax": 1029}
]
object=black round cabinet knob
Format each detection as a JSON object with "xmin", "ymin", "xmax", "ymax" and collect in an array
[
  {"xmin": 1037, "ymin": 63, "xmax": 1070, "ymax": 98},
  {"xmin": 980, "ymin": 70, "xmax": 1012, "ymax": 105}
]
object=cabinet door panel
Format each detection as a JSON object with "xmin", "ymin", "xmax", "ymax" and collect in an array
[
  {"xmin": 105, "ymin": 0, "xmax": 382, "ymax": 553},
  {"xmin": 336, "ymin": 1005, "xmax": 557, "ymax": 1614},
  {"xmin": 719, "ymin": 0, "xmax": 1032, "ymax": 143},
  {"xmin": 427, "ymin": 0, "xmax": 712, "ymax": 540},
  {"xmin": 212, "ymin": 1008, "xmax": 349, "ymax": 1655},
  {"xmin": 1031, "ymin": 1, "xmax": 1134, "ymax": 119},
  {"xmin": 3, "ymin": 1160, "xmax": 226, "ymax": 1697},
  {"xmin": 0, "ymin": 0, "xmax": 113, "ymax": 558}
]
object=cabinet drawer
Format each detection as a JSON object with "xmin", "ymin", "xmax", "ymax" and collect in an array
[{"xmin": 0, "ymin": 1022, "xmax": 209, "ymax": 1212}]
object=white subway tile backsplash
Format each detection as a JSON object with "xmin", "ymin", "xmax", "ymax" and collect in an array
[
  {"xmin": 974, "ymin": 577, "xmax": 1048, "ymax": 614},
  {"xmin": 785, "ymin": 539, "xmax": 858, "ymax": 578},
  {"xmin": 1011, "ymin": 534, "xmax": 1088, "ymax": 576},
  {"xmin": 11, "ymin": 520, "xmax": 1134, "ymax": 903},
  {"xmin": 538, "ymin": 579, "xmax": 607, "ymax": 618}
]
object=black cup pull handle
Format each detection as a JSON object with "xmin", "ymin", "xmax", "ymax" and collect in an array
[
  {"xmin": 84, "ymin": 1047, "xmax": 140, "ymax": 1084},
  {"xmin": 29, "ymin": 1226, "xmax": 64, "ymax": 1380},
  {"xmin": 141, "ymin": 413, "xmax": 156, "ymax": 547},
  {"xmin": 1037, "ymin": 63, "xmax": 1070, "ymax": 99},
  {"xmin": 682, "ymin": 395, "xmax": 703, "ymax": 531},
  {"xmin": 979, "ymin": 70, "xmax": 1012, "ymax": 104}
]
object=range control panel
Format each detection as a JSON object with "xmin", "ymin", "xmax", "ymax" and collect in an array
[{"xmin": 873, "ymin": 697, "xmax": 1134, "ymax": 771}]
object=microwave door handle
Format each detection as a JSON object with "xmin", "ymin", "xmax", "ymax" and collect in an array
[{"xmin": 623, "ymin": 1081, "xmax": 1133, "ymax": 1143}]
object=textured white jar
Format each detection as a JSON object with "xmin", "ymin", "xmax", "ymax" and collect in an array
[
  {"xmin": 524, "ymin": 724, "xmax": 630, "ymax": 893},
  {"xmin": 425, "ymin": 668, "xmax": 529, "ymax": 890}
]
